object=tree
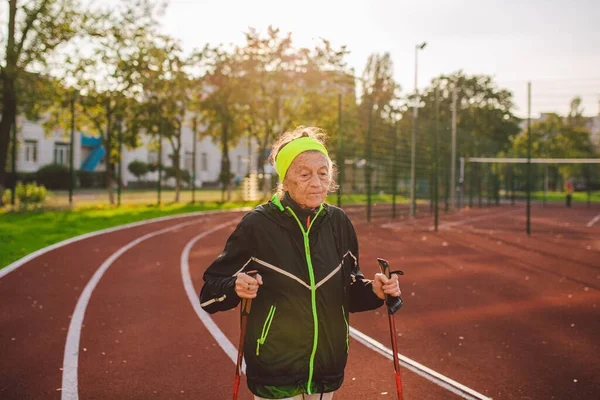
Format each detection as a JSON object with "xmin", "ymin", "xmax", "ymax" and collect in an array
[
  {"xmin": 361, "ymin": 53, "xmax": 399, "ymax": 120},
  {"xmin": 567, "ymin": 96, "xmax": 586, "ymax": 128},
  {"xmin": 195, "ymin": 45, "xmax": 246, "ymax": 201},
  {"xmin": 237, "ymin": 27, "xmax": 355, "ymax": 195},
  {"xmin": 128, "ymin": 160, "xmax": 149, "ymax": 181},
  {"xmin": 1, "ymin": 0, "xmax": 92, "ymax": 204},
  {"xmin": 61, "ymin": 0, "xmax": 165, "ymax": 203},
  {"xmin": 287, "ymin": 39, "xmax": 357, "ymax": 159},
  {"xmin": 510, "ymin": 112, "xmax": 597, "ymax": 183},
  {"xmin": 414, "ymin": 72, "xmax": 521, "ymax": 158},
  {"xmin": 135, "ymin": 35, "xmax": 191, "ymax": 202},
  {"xmin": 357, "ymin": 53, "xmax": 401, "ymax": 193},
  {"xmin": 235, "ymin": 27, "xmax": 298, "ymax": 195}
]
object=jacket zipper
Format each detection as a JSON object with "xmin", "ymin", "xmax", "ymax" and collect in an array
[
  {"xmin": 287, "ymin": 204, "xmax": 323, "ymax": 395},
  {"xmin": 342, "ymin": 305, "xmax": 349, "ymax": 353},
  {"xmin": 256, "ymin": 305, "xmax": 277, "ymax": 356}
]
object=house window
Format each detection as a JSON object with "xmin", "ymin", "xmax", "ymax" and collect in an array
[
  {"xmin": 200, "ymin": 152, "xmax": 208, "ymax": 172},
  {"xmin": 54, "ymin": 143, "xmax": 70, "ymax": 166},
  {"xmin": 184, "ymin": 151, "xmax": 194, "ymax": 173},
  {"xmin": 24, "ymin": 140, "xmax": 38, "ymax": 162}
]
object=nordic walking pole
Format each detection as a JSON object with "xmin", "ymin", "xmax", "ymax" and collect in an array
[
  {"xmin": 377, "ymin": 258, "xmax": 405, "ymax": 400},
  {"xmin": 233, "ymin": 270, "xmax": 258, "ymax": 400}
]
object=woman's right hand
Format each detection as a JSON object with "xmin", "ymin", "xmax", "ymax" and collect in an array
[{"xmin": 235, "ymin": 272, "xmax": 263, "ymax": 299}]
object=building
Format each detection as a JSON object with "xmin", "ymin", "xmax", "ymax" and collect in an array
[{"xmin": 14, "ymin": 116, "xmax": 261, "ymax": 188}]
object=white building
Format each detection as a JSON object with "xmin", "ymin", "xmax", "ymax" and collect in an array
[{"xmin": 14, "ymin": 116, "xmax": 262, "ymax": 188}]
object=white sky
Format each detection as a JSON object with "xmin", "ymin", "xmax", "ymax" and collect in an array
[
  {"xmin": 4, "ymin": 0, "xmax": 600, "ymax": 118},
  {"xmin": 161, "ymin": 0, "xmax": 600, "ymax": 118}
]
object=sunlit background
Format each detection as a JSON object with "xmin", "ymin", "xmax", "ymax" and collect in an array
[{"xmin": 156, "ymin": 0, "xmax": 600, "ymax": 117}]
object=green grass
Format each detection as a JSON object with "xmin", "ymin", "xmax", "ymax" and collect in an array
[
  {"xmin": 529, "ymin": 191, "xmax": 600, "ymax": 202},
  {"xmin": 500, "ymin": 190, "xmax": 600, "ymax": 203},
  {"xmin": 0, "ymin": 201, "xmax": 256, "ymax": 269},
  {"xmin": 0, "ymin": 191, "xmax": 410, "ymax": 270}
]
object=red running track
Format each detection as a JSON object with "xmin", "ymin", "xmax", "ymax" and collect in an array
[{"xmin": 1, "ymin": 204, "xmax": 599, "ymax": 399}]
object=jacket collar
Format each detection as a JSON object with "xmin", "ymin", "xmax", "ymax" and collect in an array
[{"xmin": 268, "ymin": 193, "xmax": 329, "ymax": 231}]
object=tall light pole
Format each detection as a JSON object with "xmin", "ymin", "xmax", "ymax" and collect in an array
[{"xmin": 409, "ymin": 41, "xmax": 427, "ymax": 217}]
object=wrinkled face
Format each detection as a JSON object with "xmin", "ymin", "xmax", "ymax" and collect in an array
[{"xmin": 283, "ymin": 151, "xmax": 331, "ymax": 209}]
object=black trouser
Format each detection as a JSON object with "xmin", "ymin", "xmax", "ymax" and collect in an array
[{"xmin": 566, "ymin": 194, "xmax": 572, "ymax": 207}]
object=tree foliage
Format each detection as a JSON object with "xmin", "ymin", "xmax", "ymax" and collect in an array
[
  {"xmin": 510, "ymin": 112, "xmax": 597, "ymax": 181},
  {"xmin": 1, "ymin": 0, "xmax": 95, "ymax": 204}
]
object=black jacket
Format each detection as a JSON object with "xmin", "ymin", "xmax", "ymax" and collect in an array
[{"xmin": 199, "ymin": 195, "xmax": 384, "ymax": 399}]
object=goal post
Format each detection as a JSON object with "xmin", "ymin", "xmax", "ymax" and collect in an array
[{"xmin": 461, "ymin": 157, "xmax": 600, "ymax": 234}]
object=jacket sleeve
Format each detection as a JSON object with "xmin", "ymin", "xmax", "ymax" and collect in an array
[
  {"xmin": 345, "ymin": 216, "xmax": 385, "ymax": 313},
  {"xmin": 199, "ymin": 215, "xmax": 253, "ymax": 314}
]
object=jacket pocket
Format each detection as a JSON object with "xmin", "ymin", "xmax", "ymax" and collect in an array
[
  {"xmin": 342, "ymin": 305, "xmax": 349, "ymax": 353},
  {"xmin": 256, "ymin": 305, "xmax": 277, "ymax": 356}
]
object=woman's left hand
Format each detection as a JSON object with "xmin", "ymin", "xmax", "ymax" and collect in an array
[{"xmin": 372, "ymin": 273, "xmax": 401, "ymax": 300}]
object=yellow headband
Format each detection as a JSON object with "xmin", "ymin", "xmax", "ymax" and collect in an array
[{"xmin": 275, "ymin": 137, "xmax": 329, "ymax": 182}]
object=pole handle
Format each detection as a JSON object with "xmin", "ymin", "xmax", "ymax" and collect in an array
[
  {"xmin": 240, "ymin": 270, "xmax": 258, "ymax": 316},
  {"xmin": 377, "ymin": 258, "xmax": 404, "ymax": 315}
]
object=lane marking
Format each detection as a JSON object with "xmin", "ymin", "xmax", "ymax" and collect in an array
[
  {"xmin": 586, "ymin": 213, "xmax": 600, "ymax": 228},
  {"xmin": 349, "ymin": 327, "xmax": 493, "ymax": 400},
  {"xmin": 182, "ymin": 232, "xmax": 492, "ymax": 399},
  {"xmin": 381, "ymin": 208, "xmax": 521, "ymax": 231},
  {"xmin": 61, "ymin": 218, "xmax": 216, "ymax": 400},
  {"xmin": 0, "ymin": 207, "xmax": 251, "ymax": 279},
  {"xmin": 435, "ymin": 209, "xmax": 521, "ymax": 230},
  {"xmin": 181, "ymin": 222, "xmax": 241, "ymax": 368}
]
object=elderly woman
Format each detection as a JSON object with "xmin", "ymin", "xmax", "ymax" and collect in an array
[{"xmin": 200, "ymin": 127, "xmax": 401, "ymax": 400}]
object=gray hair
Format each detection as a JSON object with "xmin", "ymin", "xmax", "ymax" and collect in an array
[{"xmin": 269, "ymin": 126, "xmax": 339, "ymax": 199}]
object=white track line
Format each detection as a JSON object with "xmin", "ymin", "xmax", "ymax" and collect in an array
[
  {"xmin": 586, "ymin": 213, "xmax": 600, "ymax": 228},
  {"xmin": 435, "ymin": 209, "xmax": 521, "ymax": 230},
  {"xmin": 350, "ymin": 327, "xmax": 492, "ymax": 400},
  {"xmin": 381, "ymin": 209, "xmax": 521, "ymax": 231},
  {"xmin": 182, "ymin": 232, "xmax": 492, "ymax": 399},
  {"xmin": 61, "ymin": 218, "xmax": 213, "ymax": 400},
  {"xmin": 0, "ymin": 207, "xmax": 251, "ymax": 279},
  {"xmin": 181, "ymin": 223, "xmax": 246, "ymax": 372}
]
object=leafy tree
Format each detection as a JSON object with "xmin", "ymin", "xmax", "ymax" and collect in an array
[
  {"xmin": 195, "ymin": 44, "xmax": 246, "ymax": 201},
  {"xmin": 357, "ymin": 52, "xmax": 401, "ymax": 193},
  {"xmin": 414, "ymin": 72, "xmax": 521, "ymax": 158},
  {"xmin": 0, "ymin": 0, "xmax": 93, "ymax": 204},
  {"xmin": 567, "ymin": 96, "xmax": 586, "ymax": 128},
  {"xmin": 287, "ymin": 40, "xmax": 357, "ymax": 164},
  {"xmin": 65, "ymin": 0, "xmax": 165, "ymax": 203},
  {"xmin": 237, "ymin": 27, "xmax": 356, "ymax": 195},
  {"xmin": 135, "ymin": 35, "xmax": 190, "ymax": 202},
  {"xmin": 510, "ymin": 112, "xmax": 597, "ymax": 183},
  {"xmin": 128, "ymin": 160, "xmax": 149, "ymax": 181}
]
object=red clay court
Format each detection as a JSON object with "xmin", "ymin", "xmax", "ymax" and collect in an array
[{"xmin": 1, "ymin": 202, "xmax": 599, "ymax": 399}]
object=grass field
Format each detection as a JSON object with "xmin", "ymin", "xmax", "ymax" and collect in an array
[
  {"xmin": 471, "ymin": 190, "xmax": 600, "ymax": 203},
  {"xmin": 3, "ymin": 187, "xmax": 596, "ymax": 269},
  {"xmin": 4, "ymin": 186, "xmax": 598, "ymax": 270},
  {"xmin": 0, "ymin": 201, "xmax": 256, "ymax": 269},
  {"xmin": 530, "ymin": 190, "xmax": 600, "ymax": 202},
  {"xmin": 1, "ymin": 191, "xmax": 408, "ymax": 269}
]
